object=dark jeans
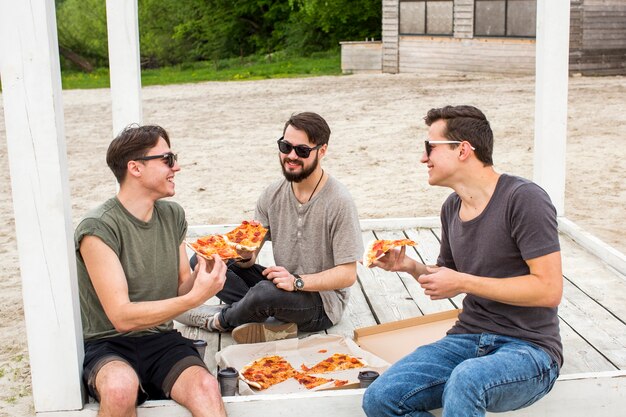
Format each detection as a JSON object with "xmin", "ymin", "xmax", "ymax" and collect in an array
[{"xmin": 191, "ymin": 254, "xmax": 332, "ymax": 332}]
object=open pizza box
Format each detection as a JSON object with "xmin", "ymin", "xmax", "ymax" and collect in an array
[
  {"xmin": 216, "ymin": 333, "xmax": 390, "ymax": 395},
  {"xmin": 354, "ymin": 309, "xmax": 461, "ymax": 364}
]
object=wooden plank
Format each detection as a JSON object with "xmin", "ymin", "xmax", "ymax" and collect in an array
[
  {"xmin": 105, "ymin": 0, "xmax": 142, "ymax": 135},
  {"xmin": 559, "ymin": 279, "xmax": 626, "ymax": 368},
  {"xmin": 326, "ymin": 282, "xmax": 377, "ymax": 339},
  {"xmin": 0, "ymin": 0, "xmax": 84, "ymax": 412},
  {"xmin": 558, "ymin": 217, "xmax": 626, "ymax": 275},
  {"xmin": 357, "ymin": 231, "xmax": 421, "ymax": 324},
  {"xmin": 559, "ymin": 234, "xmax": 626, "ymax": 319},
  {"xmin": 38, "ymin": 371, "xmax": 626, "ymax": 416},
  {"xmin": 559, "ymin": 319, "xmax": 617, "ymax": 374}
]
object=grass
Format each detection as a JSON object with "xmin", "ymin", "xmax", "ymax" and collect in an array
[{"xmin": 60, "ymin": 50, "xmax": 342, "ymax": 90}]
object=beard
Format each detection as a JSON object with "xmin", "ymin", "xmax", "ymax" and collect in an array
[{"xmin": 280, "ymin": 152, "xmax": 319, "ymax": 183}]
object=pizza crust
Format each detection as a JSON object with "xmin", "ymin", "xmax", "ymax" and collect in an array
[{"xmin": 222, "ymin": 235, "xmax": 260, "ymax": 252}]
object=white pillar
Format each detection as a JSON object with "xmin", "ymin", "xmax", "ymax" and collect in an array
[
  {"xmin": 533, "ymin": 0, "xmax": 570, "ymax": 215},
  {"xmin": 106, "ymin": 0, "xmax": 143, "ymax": 136},
  {"xmin": 0, "ymin": 0, "xmax": 84, "ymax": 412}
]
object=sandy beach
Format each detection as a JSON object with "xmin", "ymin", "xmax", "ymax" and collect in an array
[{"xmin": 0, "ymin": 72, "xmax": 624, "ymax": 415}]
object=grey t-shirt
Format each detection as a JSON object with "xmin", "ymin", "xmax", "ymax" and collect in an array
[
  {"xmin": 255, "ymin": 175, "xmax": 363, "ymax": 324},
  {"xmin": 439, "ymin": 174, "xmax": 563, "ymax": 367},
  {"xmin": 75, "ymin": 197, "xmax": 187, "ymax": 341}
]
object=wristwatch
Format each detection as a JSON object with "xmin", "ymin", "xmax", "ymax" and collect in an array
[{"xmin": 293, "ymin": 274, "xmax": 305, "ymax": 291}]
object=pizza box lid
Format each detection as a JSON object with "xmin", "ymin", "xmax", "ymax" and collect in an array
[{"xmin": 354, "ymin": 309, "xmax": 461, "ymax": 365}]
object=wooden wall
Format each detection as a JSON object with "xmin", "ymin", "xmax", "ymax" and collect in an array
[
  {"xmin": 382, "ymin": 0, "xmax": 399, "ymax": 73},
  {"xmin": 569, "ymin": 0, "xmax": 626, "ymax": 75},
  {"xmin": 340, "ymin": 41, "xmax": 382, "ymax": 73},
  {"xmin": 398, "ymin": 36, "xmax": 535, "ymax": 74},
  {"xmin": 355, "ymin": 0, "xmax": 625, "ymax": 75}
]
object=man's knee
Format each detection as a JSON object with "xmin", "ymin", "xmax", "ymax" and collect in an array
[
  {"xmin": 172, "ymin": 367, "xmax": 224, "ymax": 415},
  {"xmin": 96, "ymin": 362, "xmax": 139, "ymax": 409},
  {"xmin": 443, "ymin": 362, "xmax": 485, "ymax": 408},
  {"xmin": 362, "ymin": 381, "xmax": 399, "ymax": 417},
  {"xmin": 246, "ymin": 280, "xmax": 281, "ymax": 304}
]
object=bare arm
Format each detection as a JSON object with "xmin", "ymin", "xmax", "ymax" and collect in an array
[
  {"xmin": 80, "ymin": 235, "xmax": 227, "ymax": 332},
  {"xmin": 262, "ymin": 262, "xmax": 357, "ymax": 292},
  {"xmin": 417, "ymin": 251, "xmax": 563, "ymax": 308}
]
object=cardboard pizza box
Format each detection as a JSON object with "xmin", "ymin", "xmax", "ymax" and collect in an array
[
  {"xmin": 216, "ymin": 333, "xmax": 390, "ymax": 395},
  {"xmin": 354, "ymin": 309, "xmax": 461, "ymax": 364}
]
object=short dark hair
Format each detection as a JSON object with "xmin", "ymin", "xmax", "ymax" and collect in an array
[
  {"xmin": 283, "ymin": 112, "xmax": 331, "ymax": 146},
  {"xmin": 106, "ymin": 124, "xmax": 171, "ymax": 184},
  {"xmin": 424, "ymin": 105, "xmax": 493, "ymax": 166}
]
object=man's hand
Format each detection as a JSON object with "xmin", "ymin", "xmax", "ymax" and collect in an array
[
  {"xmin": 370, "ymin": 246, "xmax": 408, "ymax": 272},
  {"xmin": 417, "ymin": 266, "xmax": 463, "ymax": 300},
  {"xmin": 262, "ymin": 266, "xmax": 297, "ymax": 291},
  {"xmin": 190, "ymin": 255, "xmax": 227, "ymax": 304}
]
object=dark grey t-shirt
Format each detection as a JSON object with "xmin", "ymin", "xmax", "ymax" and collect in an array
[
  {"xmin": 439, "ymin": 174, "xmax": 563, "ymax": 367},
  {"xmin": 255, "ymin": 175, "xmax": 363, "ymax": 324}
]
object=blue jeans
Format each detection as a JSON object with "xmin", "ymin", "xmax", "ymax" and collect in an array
[{"xmin": 362, "ymin": 333, "xmax": 559, "ymax": 417}]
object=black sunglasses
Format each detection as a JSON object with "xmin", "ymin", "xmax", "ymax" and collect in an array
[
  {"xmin": 277, "ymin": 138, "xmax": 322, "ymax": 158},
  {"xmin": 134, "ymin": 152, "xmax": 178, "ymax": 168},
  {"xmin": 424, "ymin": 140, "xmax": 474, "ymax": 157}
]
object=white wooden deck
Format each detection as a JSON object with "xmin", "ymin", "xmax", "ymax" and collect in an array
[{"xmin": 59, "ymin": 218, "xmax": 624, "ymax": 417}]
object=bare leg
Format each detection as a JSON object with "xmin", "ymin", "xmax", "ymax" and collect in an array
[
  {"xmin": 95, "ymin": 360, "xmax": 139, "ymax": 417},
  {"xmin": 170, "ymin": 365, "xmax": 226, "ymax": 417}
]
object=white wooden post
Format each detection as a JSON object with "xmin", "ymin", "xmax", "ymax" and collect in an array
[
  {"xmin": 0, "ymin": 0, "xmax": 84, "ymax": 412},
  {"xmin": 533, "ymin": 0, "xmax": 570, "ymax": 215},
  {"xmin": 106, "ymin": 0, "xmax": 143, "ymax": 136}
]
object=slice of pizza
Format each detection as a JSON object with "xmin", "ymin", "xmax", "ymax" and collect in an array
[
  {"xmin": 223, "ymin": 220, "xmax": 268, "ymax": 251},
  {"xmin": 363, "ymin": 238, "xmax": 417, "ymax": 267},
  {"xmin": 293, "ymin": 371, "xmax": 335, "ymax": 390},
  {"xmin": 187, "ymin": 234, "xmax": 241, "ymax": 260},
  {"xmin": 240, "ymin": 355, "xmax": 297, "ymax": 390},
  {"xmin": 300, "ymin": 353, "xmax": 366, "ymax": 374}
]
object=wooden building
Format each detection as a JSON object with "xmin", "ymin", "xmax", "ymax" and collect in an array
[{"xmin": 342, "ymin": 0, "xmax": 626, "ymax": 75}]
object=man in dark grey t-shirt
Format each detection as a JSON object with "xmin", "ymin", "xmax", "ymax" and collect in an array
[
  {"xmin": 177, "ymin": 112, "xmax": 363, "ymax": 344},
  {"xmin": 362, "ymin": 105, "xmax": 563, "ymax": 417}
]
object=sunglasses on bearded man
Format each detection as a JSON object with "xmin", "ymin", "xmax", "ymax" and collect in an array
[
  {"xmin": 134, "ymin": 152, "xmax": 178, "ymax": 168},
  {"xmin": 277, "ymin": 137, "xmax": 323, "ymax": 158}
]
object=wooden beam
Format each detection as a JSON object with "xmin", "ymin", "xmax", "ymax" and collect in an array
[
  {"xmin": 105, "ymin": 0, "xmax": 142, "ymax": 136},
  {"xmin": 0, "ymin": 0, "xmax": 84, "ymax": 412},
  {"xmin": 533, "ymin": 0, "xmax": 571, "ymax": 215},
  {"xmin": 36, "ymin": 371, "xmax": 626, "ymax": 416}
]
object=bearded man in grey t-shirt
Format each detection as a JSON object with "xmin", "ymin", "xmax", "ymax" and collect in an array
[
  {"xmin": 178, "ymin": 112, "xmax": 363, "ymax": 344},
  {"xmin": 362, "ymin": 105, "xmax": 563, "ymax": 417}
]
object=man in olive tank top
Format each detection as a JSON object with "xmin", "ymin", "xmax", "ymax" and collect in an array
[
  {"xmin": 75, "ymin": 125, "xmax": 227, "ymax": 416},
  {"xmin": 362, "ymin": 106, "xmax": 563, "ymax": 417}
]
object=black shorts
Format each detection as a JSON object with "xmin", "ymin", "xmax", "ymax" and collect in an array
[{"xmin": 83, "ymin": 330, "xmax": 207, "ymax": 404}]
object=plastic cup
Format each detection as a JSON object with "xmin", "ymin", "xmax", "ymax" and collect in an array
[
  {"xmin": 358, "ymin": 370, "xmax": 379, "ymax": 388},
  {"xmin": 218, "ymin": 367, "xmax": 239, "ymax": 396},
  {"xmin": 192, "ymin": 339, "xmax": 207, "ymax": 359}
]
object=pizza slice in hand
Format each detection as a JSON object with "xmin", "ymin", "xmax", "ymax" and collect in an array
[
  {"xmin": 187, "ymin": 234, "xmax": 241, "ymax": 260},
  {"xmin": 363, "ymin": 238, "xmax": 417, "ymax": 267},
  {"xmin": 224, "ymin": 220, "xmax": 268, "ymax": 252}
]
